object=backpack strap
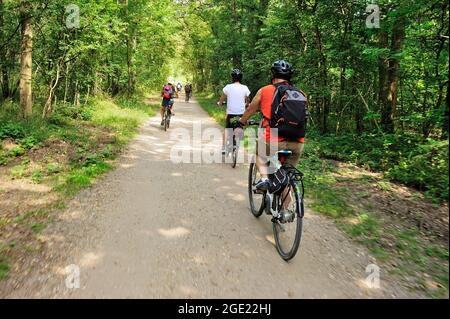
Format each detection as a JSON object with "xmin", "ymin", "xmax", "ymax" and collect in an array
[
  {"xmin": 268, "ymin": 81, "xmax": 291, "ymax": 126},
  {"xmin": 261, "ymin": 82, "xmax": 288, "ymax": 122}
]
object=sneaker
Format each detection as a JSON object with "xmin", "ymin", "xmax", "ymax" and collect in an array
[
  {"xmin": 255, "ymin": 179, "xmax": 270, "ymax": 192},
  {"xmin": 160, "ymin": 120, "xmax": 164, "ymax": 126},
  {"xmin": 221, "ymin": 148, "xmax": 226, "ymax": 155}
]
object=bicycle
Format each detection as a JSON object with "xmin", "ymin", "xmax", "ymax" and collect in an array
[
  {"xmin": 163, "ymin": 105, "xmax": 172, "ymax": 131},
  {"xmin": 225, "ymin": 117, "xmax": 243, "ymax": 168},
  {"xmin": 185, "ymin": 92, "xmax": 191, "ymax": 102},
  {"xmin": 247, "ymin": 120, "xmax": 305, "ymax": 261}
]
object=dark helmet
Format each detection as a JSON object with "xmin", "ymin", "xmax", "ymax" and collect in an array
[
  {"xmin": 271, "ymin": 60, "xmax": 294, "ymax": 80},
  {"xmin": 231, "ymin": 69, "xmax": 243, "ymax": 82}
]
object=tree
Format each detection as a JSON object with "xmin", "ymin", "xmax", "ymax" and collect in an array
[{"xmin": 19, "ymin": 0, "xmax": 33, "ymax": 118}]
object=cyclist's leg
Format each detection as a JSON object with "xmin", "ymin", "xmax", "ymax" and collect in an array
[
  {"xmin": 284, "ymin": 141, "xmax": 304, "ymax": 167},
  {"xmin": 169, "ymin": 99, "xmax": 175, "ymax": 115},
  {"xmin": 160, "ymin": 103, "xmax": 165, "ymax": 125},
  {"xmin": 223, "ymin": 115, "xmax": 233, "ymax": 153},
  {"xmin": 255, "ymin": 139, "xmax": 272, "ymax": 190},
  {"xmin": 280, "ymin": 141, "xmax": 304, "ymax": 208}
]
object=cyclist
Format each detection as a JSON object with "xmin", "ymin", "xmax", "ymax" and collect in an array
[
  {"xmin": 160, "ymin": 77, "xmax": 178, "ymax": 126},
  {"xmin": 184, "ymin": 82, "xmax": 192, "ymax": 102},
  {"xmin": 217, "ymin": 69, "xmax": 251, "ymax": 155},
  {"xmin": 176, "ymin": 82, "xmax": 182, "ymax": 93},
  {"xmin": 238, "ymin": 60, "xmax": 306, "ymax": 191}
]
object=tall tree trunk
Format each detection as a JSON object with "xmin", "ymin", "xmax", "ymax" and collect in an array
[
  {"xmin": 314, "ymin": 24, "xmax": 329, "ymax": 134},
  {"xmin": 0, "ymin": 0, "xmax": 10, "ymax": 100},
  {"xmin": 385, "ymin": 15, "xmax": 405, "ymax": 133},
  {"xmin": 19, "ymin": 3, "xmax": 33, "ymax": 118},
  {"xmin": 378, "ymin": 30, "xmax": 390, "ymax": 131},
  {"xmin": 442, "ymin": 81, "xmax": 449, "ymax": 139},
  {"xmin": 63, "ymin": 63, "xmax": 69, "ymax": 103}
]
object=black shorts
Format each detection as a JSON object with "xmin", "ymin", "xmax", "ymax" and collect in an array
[
  {"xmin": 226, "ymin": 114, "xmax": 243, "ymax": 129},
  {"xmin": 162, "ymin": 98, "xmax": 174, "ymax": 107}
]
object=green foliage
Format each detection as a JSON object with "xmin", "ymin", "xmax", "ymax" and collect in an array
[
  {"xmin": 308, "ymin": 132, "xmax": 449, "ymax": 202},
  {"xmin": 31, "ymin": 171, "xmax": 44, "ymax": 184},
  {"xmin": 0, "ymin": 122, "xmax": 25, "ymax": 140}
]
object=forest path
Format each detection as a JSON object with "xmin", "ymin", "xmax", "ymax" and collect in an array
[{"xmin": 4, "ymin": 95, "xmax": 422, "ymax": 298}]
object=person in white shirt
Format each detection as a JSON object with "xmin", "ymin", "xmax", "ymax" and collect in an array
[{"xmin": 217, "ymin": 69, "xmax": 251, "ymax": 154}]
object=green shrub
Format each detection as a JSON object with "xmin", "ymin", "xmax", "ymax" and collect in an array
[
  {"xmin": 0, "ymin": 122, "xmax": 25, "ymax": 140},
  {"xmin": 387, "ymin": 139, "xmax": 449, "ymax": 200},
  {"xmin": 46, "ymin": 163, "xmax": 62, "ymax": 174},
  {"xmin": 10, "ymin": 146, "xmax": 25, "ymax": 157},
  {"xmin": 308, "ymin": 131, "xmax": 449, "ymax": 202},
  {"xmin": 19, "ymin": 136, "xmax": 39, "ymax": 150},
  {"xmin": 31, "ymin": 171, "xmax": 44, "ymax": 184}
]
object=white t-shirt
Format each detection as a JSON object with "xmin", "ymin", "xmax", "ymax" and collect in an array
[{"xmin": 223, "ymin": 83, "xmax": 251, "ymax": 115}]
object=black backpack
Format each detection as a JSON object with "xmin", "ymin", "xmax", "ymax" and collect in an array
[{"xmin": 269, "ymin": 83, "xmax": 308, "ymax": 140}]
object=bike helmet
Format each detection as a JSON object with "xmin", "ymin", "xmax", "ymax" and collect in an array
[
  {"xmin": 167, "ymin": 76, "xmax": 175, "ymax": 85},
  {"xmin": 271, "ymin": 60, "xmax": 294, "ymax": 80},
  {"xmin": 231, "ymin": 69, "xmax": 243, "ymax": 82}
]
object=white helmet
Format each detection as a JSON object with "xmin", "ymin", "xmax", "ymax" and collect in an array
[{"xmin": 167, "ymin": 77, "xmax": 175, "ymax": 85}]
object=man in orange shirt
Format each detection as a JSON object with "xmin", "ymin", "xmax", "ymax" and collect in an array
[{"xmin": 239, "ymin": 60, "xmax": 306, "ymax": 191}]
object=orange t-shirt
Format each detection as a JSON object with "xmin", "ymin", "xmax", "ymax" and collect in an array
[{"xmin": 260, "ymin": 84, "xmax": 305, "ymax": 143}]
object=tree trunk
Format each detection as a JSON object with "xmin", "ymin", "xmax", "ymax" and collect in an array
[
  {"xmin": 19, "ymin": 4, "xmax": 33, "ymax": 118},
  {"xmin": 42, "ymin": 62, "xmax": 61, "ymax": 117},
  {"xmin": 314, "ymin": 24, "xmax": 329, "ymax": 134},
  {"xmin": 378, "ymin": 30, "xmax": 389, "ymax": 131},
  {"xmin": 442, "ymin": 81, "xmax": 449, "ymax": 139},
  {"xmin": 385, "ymin": 15, "xmax": 405, "ymax": 133},
  {"xmin": 0, "ymin": 0, "xmax": 10, "ymax": 100},
  {"xmin": 63, "ymin": 63, "xmax": 69, "ymax": 103}
]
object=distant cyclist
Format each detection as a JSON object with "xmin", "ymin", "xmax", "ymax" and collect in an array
[
  {"xmin": 160, "ymin": 77, "xmax": 178, "ymax": 126},
  {"xmin": 176, "ymin": 82, "xmax": 182, "ymax": 94},
  {"xmin": 239, "ymin": 60, "xmax": 307, "ymax": 191},
  {"xmin": 185, "ymin": 82, "xmax": 192, "ymax": 102},
  {"xmin": 217, "ymin": 69, "xmax": 251, "ymax": 155}
]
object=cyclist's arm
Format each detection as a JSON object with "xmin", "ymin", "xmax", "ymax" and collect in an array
[{"xmin": 240, "ymin": 89, "xmax": 262, "ymax": 124}]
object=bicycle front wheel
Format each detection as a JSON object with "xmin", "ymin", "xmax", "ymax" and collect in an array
[
  {"xmin": 248, "ymin": 161, "xmax": 265, "ymax": 217},
  {"xmin": 273, "ymin": 181, "xmax": 304, "ymax": 261}
]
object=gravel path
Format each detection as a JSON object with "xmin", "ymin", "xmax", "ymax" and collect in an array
[{"xmin": 2, "ymin": 96, "xmax": 422, "ymax": 298}]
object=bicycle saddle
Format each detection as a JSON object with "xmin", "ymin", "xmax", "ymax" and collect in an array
[{"xmin": 276, "ymin": 149, "xmax": 293, "ymax": 156}]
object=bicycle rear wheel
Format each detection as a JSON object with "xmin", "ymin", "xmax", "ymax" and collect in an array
[
  {"xmin": 164, "ymin": 111, "xmax": 170, "ymax": 131},
  {"xmin": 248, "ymin": 161, "xmax": 265, "ymax": 217},
  {"xmin": 231, "ymin": 137, "xmax": 238, "ymax": 168},
  {"xmin": 273, "ymin": 181, "xmax": 304, "ymax": 261}
]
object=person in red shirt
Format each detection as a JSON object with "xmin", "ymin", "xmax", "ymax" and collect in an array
[{"xmin": 239, "ymin": 60, "xmax": 306, "ymax": 191}]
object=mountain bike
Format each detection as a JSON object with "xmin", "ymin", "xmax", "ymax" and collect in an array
[
  {"xmin": 225, "ymin": 117, "xmax": 243, "ymax": 168},
  {"xmin": 247, "ymin": 120, "xmax": 305, "ymax": 261},
  {"xmin": 163, "ymin": 105, "xmax": 172, "ymax": 131}
]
